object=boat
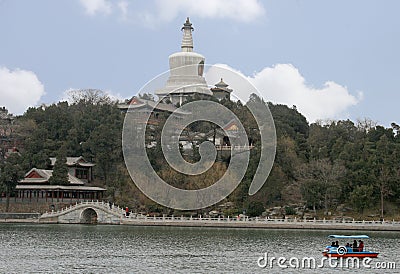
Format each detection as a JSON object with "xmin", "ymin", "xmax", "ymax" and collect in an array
[{"xmin": 322, "ymin": 235, "xmax": 379, "ymax": 258}]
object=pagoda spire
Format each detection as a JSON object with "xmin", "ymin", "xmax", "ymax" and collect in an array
[{"xmin": 181, "ymin": 17, "xmax": 194, "ymax": 52}]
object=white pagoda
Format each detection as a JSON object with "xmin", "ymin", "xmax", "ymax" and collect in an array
[{"xmin": 156, "ymin": 18, "xmax": 212, "ymax": 105}]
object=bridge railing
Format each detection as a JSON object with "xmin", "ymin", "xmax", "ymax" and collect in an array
[
  {"xmin": 123, "ymin": 214, "xmax": 400, "ymax": 226},
  {"xmin": 42, "ymin": 200, "xmax": 125, "ymax": 216},
  {"xmin": 41, "ymin": 202, "xmax": 400, "ymax": 227}
]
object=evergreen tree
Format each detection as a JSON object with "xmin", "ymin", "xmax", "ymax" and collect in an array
[
  {"xmin": 373, "ymin": 134, "xmax": 396, "ymax": 219},
  {"xmin": 246, "ymin": 201, "xmax": 265, "ymax": 217},
  {"xmin": 0, "ymin": 154, "xmax": 24, "ymax": 212},
  {"xmin": 350, "ymin": 185, "xmax": 373, "ymax": 214},
  {"xmin": 49, "ymin": 146, "xmax": 69, "ymax": 185}
]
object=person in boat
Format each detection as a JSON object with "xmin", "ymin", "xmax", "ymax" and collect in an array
[
  {"xmin": 352, "ymin": 240, "xmax": 358, "ymax": 252},
  {"xmin": 358, "ymin": 240, "xmax": 364, "ymax": 252},
  {"xmin": 331, "ymin": 242, "xmax": 335, "ymax": 247},
  {"xmin": 346, "ymin": 243, "xmax": 351, "ymax": 248},
  {"xmin": 335, "ymin": 241, "xmax": 339, "ymax": 247}
]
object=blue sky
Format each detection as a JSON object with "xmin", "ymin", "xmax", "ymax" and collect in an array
[{"xmin": 0, "ymin": 0, "xmax": 399, "ymax": 125}]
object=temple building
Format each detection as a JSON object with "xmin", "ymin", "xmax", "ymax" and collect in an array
[
  {"xmin": 15, "ymin": 157, "xmax": 105, "ymax": 203},
  {"xmin": 211, "ymin": 78, "xmax": 233, "ymax": 101},
  {"xmin": 49, "ymin": 156, "xmax": 95, "ymax": 183},
  {"xmin": 0, "ymin": 107, "xmax": 14, "ymax": 123},
  {"xmin": 118, "ymin": 96, "xmax": 186, "ymax": 124},
  {"xmin": 156, "ymin": 18, "xmax": 212, "ymax": 105}
]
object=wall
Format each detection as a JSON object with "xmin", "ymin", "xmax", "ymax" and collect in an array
[
  {"xmin": 0, "ymin": 213, "xmax": 40, "ymax": 219},
  {"xmin": 0, "ymin": 199, "xmax": 83, "ymax": 213}
]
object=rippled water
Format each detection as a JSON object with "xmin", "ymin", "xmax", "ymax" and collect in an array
[{"xmin": 0, "ymin": 224, "xmax": 399, "ymax": 273}]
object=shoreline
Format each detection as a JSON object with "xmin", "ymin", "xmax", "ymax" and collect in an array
[
  {"xmin": 0, "ymin": 218, "xmax": 40, "ymax": 223},
  {"xmin": 120, "ymin": 219, "xmax": 400, "ymax": 231},
  {"xmin": 3, "ymin": 202, "xmax": 400, "ymax": 231},
  {"xmin": 2, "ymin": 217, "xmax": 400, "ymax": 231}
]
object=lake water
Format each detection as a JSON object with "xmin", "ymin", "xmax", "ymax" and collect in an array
[{"xmin": 0, "ymin": 224, "xmax": 399, "ymax": 273}]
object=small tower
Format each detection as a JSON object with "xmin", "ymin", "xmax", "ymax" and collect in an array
[
  {"xmin": 181, "ymin": 17, "xmax": 194, "ymax": 52},
  {"xmin": 211, "ymin": 78, "xmax": 233, "ymax": 101}
]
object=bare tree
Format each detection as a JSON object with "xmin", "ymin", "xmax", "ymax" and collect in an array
[
  {"xmin": 356, "ymin": 118, "xmax": 377, "ymax": 132},
  {"xmin": 297, "ymin": 159, "xmax": 345, "ymax": 215},
  {"xmin": 67, "ymin": 89, "xmax": 114, "ymax": 105}
]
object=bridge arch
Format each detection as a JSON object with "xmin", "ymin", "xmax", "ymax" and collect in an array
[
  {"xmin": 40, "ymin": 201, "xmax": 124, "ymax": 224},
  {"xmin": 80, "ymin": 207, "xmax": 98, "ymax": 224}
]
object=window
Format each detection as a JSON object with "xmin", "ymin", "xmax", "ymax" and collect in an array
[
  {"xmin": 198, "ymin": 60, "xmax": 204, "ymax": 76},
  {"xmin": 75, "ymin": 168, "xmax": 88, "ymax": 179}
]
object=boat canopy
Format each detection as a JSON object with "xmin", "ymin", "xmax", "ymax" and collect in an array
[{"xmin": 328, "ymin": 235, "xmax": 370, "ymax": 239}]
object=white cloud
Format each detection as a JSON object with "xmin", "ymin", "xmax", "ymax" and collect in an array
[
  {"xmin": 152, "ymin": 0, "xmax": 265, "ymax": 23},
  {"xmin": 79, "ymin": 0, "xmax": 112, "ymax": 16},
  {"xmin": 0, "ymin": 67, "xmax": 45, "ymax": 115},
  {"xmin": 206, "ymin": 64, "xmax": 362, "ymax": 122},
  {"xmin": 117, "ymin": 1, "xmax": 129, "ymax": 21},
  {"xmin": 78, "ymin": 0, "xmax": 265, "ymax": 24}
]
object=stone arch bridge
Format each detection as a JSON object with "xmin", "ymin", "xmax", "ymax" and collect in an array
[{"xmin": 39, "ymin": 201, "xmax": 125, "ymax": 224}]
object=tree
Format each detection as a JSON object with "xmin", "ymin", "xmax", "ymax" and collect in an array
[
  {"xmin": 301, "ymin": 180, "xmax": 323, "ymax": 213},
  {"xmin": 391, "ymin": 122, "xmax": 400, "ymax": 135},
  {"xmin": 84, "ymin": 123, "xmax": 121, "ymax": 186},
  {"xmin": 275, "ymin": 136, "xmax": 300, "ymax": 179},
  {"xmin": 297, "ymin": 159, "xmax": 345, "ymax": 214},
  {"xmin": 49, "ymin": 146, "xmax": 69, "ymax": 185},
  {"xmin": 350, "ymin": 185, "xmax": 373, "ymax": 214},
  {"xmin": 67, "ymin": 89, "xmax": 113, "ymax": 105},
  {"xmin": 246, "ymin": 200, "xmax": 265, "ymax": 217},
  {"xmin": 373, "ymin": 135, "xmax": 396, "ymax": 219},
  {"xmin": 0, "ymin": 154, "xmax": 24, "ymax": 212},
  {"xmin": 356, "ymin": 118, "xmax": 377, "ymax": 133}
]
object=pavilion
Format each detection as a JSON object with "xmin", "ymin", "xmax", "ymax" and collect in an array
[{"xmin": 16, "ymin": 157, "xmax": 106, "ymax": 203}]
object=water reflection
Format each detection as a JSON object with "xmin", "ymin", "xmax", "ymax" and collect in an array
[{"xmin": 0, "ymin": 224, "xmax": 399, "ymax": 273}]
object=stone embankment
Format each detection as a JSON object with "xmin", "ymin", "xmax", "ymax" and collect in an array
[
  {"xmin": 0, "ymin": 213, "xmax": 40, "ymax": 223},
  {"xmin": 122, "ymin": 214, "xmax": 400, "ymax": 231}
]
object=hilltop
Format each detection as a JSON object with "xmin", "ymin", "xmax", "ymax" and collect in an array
[{"xmin": 1, "ymin": 90, "xmax": 400, "ymax": 220}]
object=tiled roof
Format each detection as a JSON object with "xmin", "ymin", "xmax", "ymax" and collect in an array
[
  {"xmin": 20, "ymin": 168, "xmax": 85, "ymax": 185},
  {"xmin": 16, "ymin": 185, "xmax": 106, "ymax": 191},
  {"xmin": 118, "ymin": 97, "xmax": 189, "ymax": 115},
  {"xmin": 49, "ymin": 156, "xmax": 95, "ymax": 167}
]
